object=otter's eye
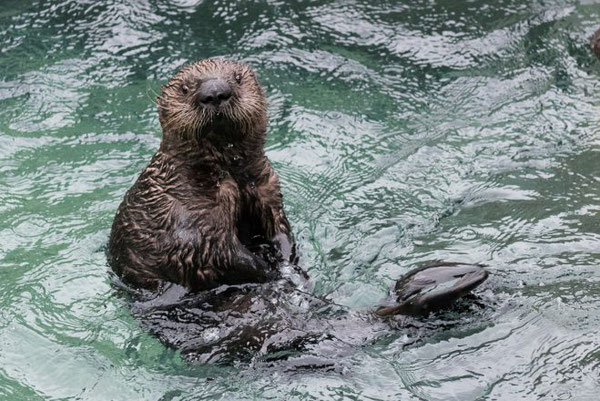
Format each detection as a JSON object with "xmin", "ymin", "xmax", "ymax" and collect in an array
[
  {"xmin": 234, "ymin": 72, "xmax": 242, "ymax": 83},
  {"xmin": 181, "ymin": 84, "xmax": 189, "ymax": 95}
]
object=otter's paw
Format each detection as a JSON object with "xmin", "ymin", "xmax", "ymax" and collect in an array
[
  {"xmin": 230, "ymin": 246, "xmax": 280, "ymax": 284},
  {"xmin": 271, "ymin": 232, "xmax": 298, "ymax": 264},
  {"xmin": 376, "ymin": 262, "xmax": 489, "ymax": 316}
]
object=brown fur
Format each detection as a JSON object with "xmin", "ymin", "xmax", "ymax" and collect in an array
[
  {"xmin": 593, "ymin": 28, "xmax": 600, "ymax": 60},
  {"xmin": 109, "ymin": 59, "xmax": 295, "ymax": 291}
]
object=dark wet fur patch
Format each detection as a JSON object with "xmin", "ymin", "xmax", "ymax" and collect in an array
[{"xmin": 111, "ymin": 268, "xmax": 496, "ymax": 368}]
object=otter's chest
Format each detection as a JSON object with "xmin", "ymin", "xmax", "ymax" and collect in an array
[{"xmin": 208, "ymin": 151, "xmax": 260, "ymax": 194}]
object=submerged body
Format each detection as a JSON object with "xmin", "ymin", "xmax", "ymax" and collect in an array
[{"xmin": 128, "ymin": 262, "xmax": 489, "ymax": 363}]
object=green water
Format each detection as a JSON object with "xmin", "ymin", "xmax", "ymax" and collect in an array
[{"xmin": 1, "ymin": 0, "xmax": 600, "ymax": 399}]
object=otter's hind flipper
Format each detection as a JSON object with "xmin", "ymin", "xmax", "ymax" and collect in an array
[{"xmin": 376, "ymin": 263, "xmax": 488, "ymax": 317}]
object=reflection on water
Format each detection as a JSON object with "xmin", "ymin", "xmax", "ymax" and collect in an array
[{"xmin": 1, "ymin": 0, "xmax": 599, "ymax": 399}]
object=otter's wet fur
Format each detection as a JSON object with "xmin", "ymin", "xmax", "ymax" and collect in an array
[
  {"xmin": 592, "ymin": 28, "xmax": 600, "ymax": 59},
  {"xmin": 108, "ymin": 59, "xmax": 491, "ymax": 365},
  {"xmin": 109, "ymin": 59, "xmax": 296, "ymax": 292}
]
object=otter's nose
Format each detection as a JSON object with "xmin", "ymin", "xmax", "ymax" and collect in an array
[{"xmin": 197, "ymin": 78, "xmax": 232, "ymax": 107}]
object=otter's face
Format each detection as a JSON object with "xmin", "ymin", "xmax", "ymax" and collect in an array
[{"xmin": 157, "ymin": 59, "xmax": 267, "ymax": 139}]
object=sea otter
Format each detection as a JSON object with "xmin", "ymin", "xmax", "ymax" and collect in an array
[
  {"xmin": 108, "ymin": 60, "xmax": 488, "ymax": 361},
  {"xmin": 109, "ymin": 59, "xmax": 296, "ymax": 292},
  {"xmin": 592, "ymin": 28, "xmax": 600, "ymax": 59}
]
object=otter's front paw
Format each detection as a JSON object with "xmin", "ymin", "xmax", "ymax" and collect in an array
[
  {"xmin": 271, "ymin": 232, "xmax": 297, "ymax": 264},
  {"xmin": 233, "ymin": 247, "xmax": 279, "ymax": 283}
]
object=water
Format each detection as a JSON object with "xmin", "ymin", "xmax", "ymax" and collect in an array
[{"xmin": 1, "ymin": 0, "xmax": 600, "ymax": 399}]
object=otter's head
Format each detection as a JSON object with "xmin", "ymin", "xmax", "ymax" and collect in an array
[{"xmin": 157, "ymin": 59, "xmax": 267, "ymax": 140}]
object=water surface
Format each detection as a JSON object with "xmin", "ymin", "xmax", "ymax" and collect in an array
[{"xmin": 1, "ymin": 0, "xmax": 600, "ymax": 400}]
